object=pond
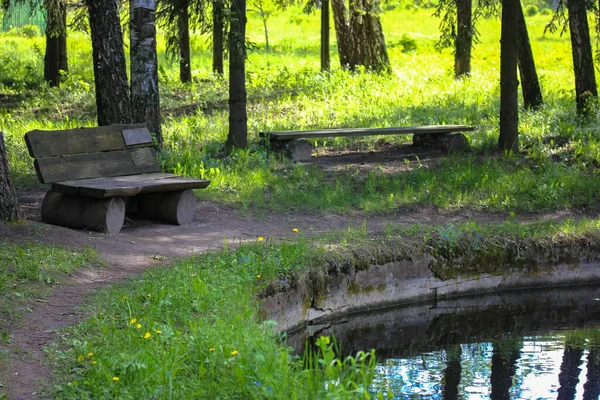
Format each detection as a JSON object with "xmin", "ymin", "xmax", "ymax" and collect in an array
[{"xmin": 289, "ymin": 284, "xmax": 600, "ymax": 399}]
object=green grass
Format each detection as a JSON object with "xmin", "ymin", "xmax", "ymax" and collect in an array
[
  {"xmin": 0, "ymin": 240, "xmax": 100, "ymax": 353},
  {"xmin": 47, "ymin": 241, "xmax": 382, "ymax": 399}
]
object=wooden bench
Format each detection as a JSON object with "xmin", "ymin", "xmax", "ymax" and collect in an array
[
  {"xmin": 25, "ymin": 124, "xmax": 210, "ymax": 233},
  {"xmin": 260, "ymin": 125, "xmax": 476, "ymax": 161}
]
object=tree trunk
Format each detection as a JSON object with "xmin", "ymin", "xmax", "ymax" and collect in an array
[
  {"xmin": 178, "ymin": 0, "xmax": 191, "ymax": 83},
  {"xmin": 262, "ymin": 15, "xmax": 269, "ymax": 51},
  {"xmin": 454, "ymin": 0, "xmax": 472, "ymax": 78},
  {"xmin": 498, "ymin": 0, "xmax": 519, "ymax": 153},
  {"xmin": 213, "ymin": 0, "xmax": 225, "ymax": 75},
  {"xmin": 44, "ymin": 0, "xmax": 62, "ymax": 87},
  {"xmin": 566, "ymin": 0, "xmax": 597, "ymax": 115},
  {"xmin": 130, "ymin": 0, "xmax": 162, "ymax": 148},
  {"xmin": 59, "ymin": 1, "xmax": 68, "ymax": 74},
  {"xmin": 557, "ymin": 344, "xmax": 584, "ymax": 400},
  {"xmin": 517, "ymin": 0, "xmax": 542, "ymax": 110},
  {"xmin": 321, "ymin": 0, "xmax": 330, "ymax": 71},
  {"xmin": 331, "ymin": 0, "xmax": 353, "ymax": 68},
  {"xmin": 0, "ymin": 132, "xmax": 20, "ymax": 222},
  {"xmin": 86, "ymin": 0, "xmax": 132, "ymax": 126},
  {"xmin": 227, "ymin": 0, "xmax": 248, "ymax": 149},
  {"xmin": 331, "ymin": 0, "xmax": 390, "ymax": 72},
  {"xmin": 442, "ymin": 345, "xmax": 462, "ymax": 400}
]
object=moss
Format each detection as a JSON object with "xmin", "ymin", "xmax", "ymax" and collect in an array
[{"xmin": 347, "ymin": 282, "xmax": 360, "ymax": 296}]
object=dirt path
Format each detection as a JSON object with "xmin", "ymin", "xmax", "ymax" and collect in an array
[{"xmin": 0, "ymin": 190, "xmax": 587, "ymax": 399}]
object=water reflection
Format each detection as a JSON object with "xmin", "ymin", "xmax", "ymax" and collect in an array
[{"xmin": 290, "ymin": 285, "xmax": 600, "ymax": 399}]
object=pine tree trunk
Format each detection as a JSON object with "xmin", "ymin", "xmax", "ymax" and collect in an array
[
  {"xmin": 0, "ymin": 132, "xmax": 20, "ymax": 222},
  {"xmin": 517, "ymin": 1, "xmax": 542, "ymax": 109},
  {"xmin": 498, "ymin": 0, "xmax": 519, "ymax": 153},
  {"xmin": 178, "ymin": 1, "xmax": 191, "ymax": 83},
  {"xmin": 227, "ymin": 0, "xmax": 248, "ymax": 149},
  {"xmin": 454, "ymin": 0, "xmax": 472, "ymax": 78},
  {"xmin": 59, "ymin": 1, "xmax": 68, "ymax": 73},
  {"xmin": 213, "ymin": 0, "xmax": 225, "ymax": 75},
  {"xmin": 86, "ymin": 0, "xmax": 132, "ymax": 126},
  {"xmin": 130, "ymin": 0, "xmax": 162, "ymax": 148},
  {"xmin": 566, "ymin": 0, "xmax": 597, "ymax": 115},
  {"xmin": 321, "ymin": 0, "xmax": 330, "ymax": 72}
]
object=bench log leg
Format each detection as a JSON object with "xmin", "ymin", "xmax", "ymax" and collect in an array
[
  {"xmin": 41, "ymin": 190, "xmax": 125, "ymax": 233},
  {"xmin": 136, "ymin": 189, "xmax": 196, "ymax": 225},
  {"xmin": 413, "ymin": 133, "xmax": 469, "ymax": 153},
  {"xmin": 272, "ymin": 139, "xmax": 312, "ymax": 161}
]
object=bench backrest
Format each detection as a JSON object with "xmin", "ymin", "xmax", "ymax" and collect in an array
[{"xmin": 25, "ymin": 124, "xmax": 161, "ymax": 183}]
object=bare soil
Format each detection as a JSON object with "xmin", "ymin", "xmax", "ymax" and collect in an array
[{"xmin": 0, "ymin": 147, "xmax": 589, "ymax": 399}]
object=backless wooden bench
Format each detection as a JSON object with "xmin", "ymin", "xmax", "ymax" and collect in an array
[
  {"xmin": 260, "ymin": 125, "xmax": 476, "ymax": 161},
  {"xmin": 25, "ymin": 124, "xmax": 210, "ymax": 233}
]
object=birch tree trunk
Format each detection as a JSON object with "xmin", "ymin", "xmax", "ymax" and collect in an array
[
  {"xmin": 0, "ymin": 132, "xmax": 20, "ymax": 222},
  {"xmin": 567, "ymin": 0, "xmax": 597, "ymax": 115},
  {"xmin": 86, "ymin": 0, "xmax": 132, "ymax": 126},
  {"xmin": 131, "ymin": 0, "xmax": 162, "ymax": 148},
  {"xmin": 498, "ymin": 0, "xmax": 519, "ymax": 153},
  {"xmin": 226, "ymin": 0, "xmax": 248, "ymax": 149}
]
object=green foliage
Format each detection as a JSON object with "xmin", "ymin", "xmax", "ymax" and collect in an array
[{"xmin": 48, "ymin": 243, "xmax": 381, "ymax": 399}]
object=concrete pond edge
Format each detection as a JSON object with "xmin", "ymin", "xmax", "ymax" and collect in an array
[{"xmin": 261, "ymin": 251, "xmax": 600, "ymax": 334}]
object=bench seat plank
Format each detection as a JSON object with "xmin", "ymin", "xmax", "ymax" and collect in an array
[
  {"xmin": 25, "ymin": 124, "xmax": 150, "ymax": 158},
  {"xmin": 34, "ymin": 148, "xmax": 161, "ymax": 183},
  {"xmin": 52, "ymin": 173, "xmax": 210, "ymax": 198},
  {"xmin": 262, "ymin": 125, "xmax": 475, "ymax": 141}
]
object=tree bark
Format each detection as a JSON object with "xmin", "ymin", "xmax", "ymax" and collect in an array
[
  {"xmin": 517, "ymin": 0, "xmax": 542, "ymax": 109},
  {"xmin": 213, "ymin": 0, "xmax": 225, "ymax": 75},
  {"xmin": 227, "ymin": 0, "xmax": 248, "ymax": 149},
  {"xmin": 178, "ymin": 0, "xmax": 191, "ymax": 83},
  {"xmin": 44, "ymin": 0, "xmax": 64, "ymax": 87},
  {"xmin": 130, "ymin": 0, "xmax": 162, "ymax": 148},
  {"xmin": 454, "ymin": 0, "xmax": 472, "ymax": 78},
  {"xmin": 331, "ymin": 0, "xmax": 390, "ymax": 72},
  {"xmin": 59, "ymin": 1, "xmax": 68, "ymax": 74},
  {"xmin": 321, "ymin": 0, "xmax": 330, "ymax": 71},
  {"xmin": 86, "ymin": 0, "xmax": 132, "ymax": 126},
  {"xmin": 566, "ymin": 0, "xmax": 597, "ymax": 115},
  {"xmin": 498, "ymin": 0, "xmax": 519, "ymax": 153},
  {"xmin": 0, "ymin": 132, "xmax": 21, "ymax": 222}
]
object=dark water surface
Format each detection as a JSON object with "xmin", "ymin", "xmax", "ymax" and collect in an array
[{"xmin": 291, "ymin": 285, "xmax": 600, "ymax": 399}]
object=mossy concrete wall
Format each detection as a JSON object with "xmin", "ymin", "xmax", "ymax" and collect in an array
[{"xmin": 261, "ymin": 253, "xmax": 600, "ymax": 333}]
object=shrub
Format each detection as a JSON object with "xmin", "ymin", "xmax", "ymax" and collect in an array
[{"xmin": 19, "ymin": 24, "xmax": 40, "ymax": 38}]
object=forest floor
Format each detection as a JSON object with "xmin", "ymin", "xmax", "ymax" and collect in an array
[{"xmin": 0, "ymin": 147, "xmax": 588, "ymax": 400}]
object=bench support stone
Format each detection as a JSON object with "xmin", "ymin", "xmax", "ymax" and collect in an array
[
  {"xmin": 413, "ymin": 133, "xmax": 468, "ymax": 153},
  {"xmin": 273, "ymin": 139, "xmax": 312, "ymax": 161},
  {"xmin": 136, "ymin": 189, "xmax": 196, "ymax": 225},
  {"xmin": 41, "ymin": 190, "xmax": 125, "ymax": 233}
]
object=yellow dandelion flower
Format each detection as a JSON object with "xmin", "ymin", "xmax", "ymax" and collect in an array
[
  {"xmin": 123, "ymin": 296, "xmax": 127, "ymax": 301},
  {"xmin": 77, "ymin": 355, "xmax": 85, "ymax": 362},
  {"xmin": 144, "ymin": 332, "xmax": 151, "ymax": 339},
  {"xmin": 136, "ymin": 323, "xmax": 142, "ymax": 329},
  {"xmin": 92, "ymin": 361, "xmax": 97, "ymax": 365},
  {"xmin": 257, "ymin": 237, "xmax": 265, "ymax": 242},
  {"xmin": 147, "ymin": 294, "xmax": 152, "ymax": 298},
  {"xmin": 293, "ymin": 228, "xmax": 299, "ymax": 233},
  {"xmin": 209, "ymin": 348, "xmax": 215, "ymax": 352},
  {"xmin": 256, "ymin": 274, "xmax": 261, "ymax": 278},
  {"xmin": 112, "ymin": 377, "xmax": 119, "ymax": 382},
  {"xmin": 129, "ymin": 318, "xmax": 136, "ymax": 325},
  {"xmin": 155, "ymin": 330, "xmax": 162, "ymax": 334},
  {"xmin": 87, "ymin": 352, "xmax": 94, "ymax": 358},
  {"xmin": 231, "ymin": 350, "xmax": 239, "ymax": 355}
]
